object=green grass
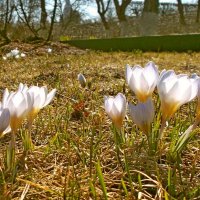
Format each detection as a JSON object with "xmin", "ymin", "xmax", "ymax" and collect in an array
[
  {"xmin": 61, "ymin": 34, "xmax": 200, "ymax": 52},
  {"xmin": 0, "ymin": 42, "xmax": 200, "ymax": 199}
]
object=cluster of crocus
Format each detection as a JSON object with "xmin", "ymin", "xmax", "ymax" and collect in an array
[
  {"xmin": 3, "ymin": 48, "xmax": 26, "ymax": 60},
  {"xmin": 0, "ymin": 83, "xmax": 56, "ymax": 170},
  {"xmin": 0, "ymin": 83, "xmax": 56, "ymax": 136},
  {"xmin": 104, "ymin": 61, "xmax": 200, "ymax": 139}
]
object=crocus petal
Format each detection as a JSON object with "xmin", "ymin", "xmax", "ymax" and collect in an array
[
  {"xmin": 9, "ymin": 92, "xmax": 27, "ymax": 117},
  {"xmin": 28, "ymin": 86, "xmax": 45, "ymax": 109},
  {"xmin": 3, "ymin": 126, "xmax": 11, "ymax": 134},
  {"xmin": 135, "ymin": 73, "xmax": 150, "ymax": 102},
  {"xmin": 26, "ymin": 92, "xmax": 34, "ymax": 114},
  {"xmin": 104, "ymin": 96, "xmax": 114, "ymax": 114},
  {"xmin": 114, "ymin": 93, "xmax": 126, "ymax": 113},
  {"xmin": 39, "ymin": 87, "xmax": 48, "ymax": 108},
  {"xmin": 143, "ymin": 61, "xmax": 159, "ymax": 91},
  {"xmin": 125, "ymin": 65, "xmax": 133, "ymax": 84},
  {"xmin": 2, "ymin": 88, "xmax": 9, "ymax": 107},
  {"xmin": 43, "ymin": 89, "xmax": 56, "ymax": 107},
  {"xmin": 0, "ymin": 108, "xmax": 10, "ymax": 133},
  {"xmin": 128, "ymin": 67, "xmax": 143, "ymax": 94},
  {"xmin": 188, "ymin": 78, "xmax": 199, "ymax": 101}
]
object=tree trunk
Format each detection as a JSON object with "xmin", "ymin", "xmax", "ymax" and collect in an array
[
  {"xmin": 113, "ymin": 0, "xmax": 132, "ymax": 36},
  {"xmin": 99, "ymin": 13, "xmax": 110, "ymax": 30},
  {"xmin": 177, "ymin": 0, "xmax": 186, "ymax": 25},
  {"xmin": 140, "ymin": 0, "xmax": 159, "ymax": 35},
  {"xmin": 27, "ymin": 0, "xmax": 34, "ymax": 23},
  {"xmin": 40, "ymin": 0, "xmax": 47, "ymax": 28},
  {"xmin": 143, "ymin": 0, "xmax": 159, "ymax": 13},
  {"xmin": 196, "ymin": 0, "xmax": 200, "ymax": 22},
  {"xmin": 47, "ymin": 0, "xmax": 58, "ymax": 41}
]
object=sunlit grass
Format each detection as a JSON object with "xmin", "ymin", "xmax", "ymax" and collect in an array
[{"xmin": 0, "ymin": 42, "xmax": 200, "ymax": 199}]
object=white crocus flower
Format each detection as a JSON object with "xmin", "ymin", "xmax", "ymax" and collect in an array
[
  {"xmin": 47, "ymin": 48, "xmax": 52, "ymax": 53},
  {"xmin": 128, "ymin": 98, "xmax": 154, "ymax": 134},
  {"xmin": 78, "ymin": 73, "xmax": 86, "ymax": 88},
  {"xmin": 11, "ymin": 48, "xmax": 20, "ymax": 56},
  {"xmin": 0, "ymin": 107, "xmax": 11, "ymax": 137},
  {"xmin": 104, "ymin": 93, "xmax": 127, "ymax": 128},
  {"xmin": 3, "ymin": 56, "xmax": 7, "ymax": 60},
  {"xmin": 6, "ymin": 52, "xmax": 12, "ymax": 58},
  {"xmin": 26, "ymin": 86, "xmax": 56, "ymax": 125},
  {"xmin": 126, "ymin": 61, "xmax": 159, "ymax": 102},
  {"xmin": 3, "ymin": 90, "xmax": 32, "ymax": 132},
  {"xmin": 21, "ymin": 53, "xmax": 26, "ymax": 57},
  {"xmin": 158, "ymin": 70, "xmax": 198, "ymax": 121}
]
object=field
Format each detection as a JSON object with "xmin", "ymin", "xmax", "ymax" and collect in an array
[{"xmin": 0, "ymin": 42, "xmax": 200, "ymax": 199}]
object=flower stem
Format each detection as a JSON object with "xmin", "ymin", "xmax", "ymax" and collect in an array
[
  {"xmin": 7, "ymin": 130, "xmax": 16, "ymax": 171},
  {"xmin": 158, "ymin": 118, "xmax": 166, "ymax": 141}
]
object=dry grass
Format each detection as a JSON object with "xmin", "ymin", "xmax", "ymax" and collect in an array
[{"xmin": 0, "ymin": 42, "xmax": 200, "ymax": 199}]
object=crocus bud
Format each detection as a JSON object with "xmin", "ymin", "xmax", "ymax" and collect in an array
[
  {"xmin": 78, "ymin": 73, "xmax": 86, "ymax": 88},
  {"xmin": 104, "ymin": 93, "xmax": 127, "ymax": 128},
  {"xmin": 126, "ymin": 61, "xmax": 159, "ymax": 102},
  {"xmin": 128, "ymin": 98, "xmax": 154, "ymax": 134}
]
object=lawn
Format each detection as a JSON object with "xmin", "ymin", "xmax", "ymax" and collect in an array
[{"xmin": 0, "ymin": 42, "xmax": 200, "ymax": 199}]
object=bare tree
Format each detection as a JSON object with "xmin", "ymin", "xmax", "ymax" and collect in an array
[
  {"xmin": 113, "ymin": 0, "xmax": 132, "ymax": 36},
  {"xmin": 177, "ymin": 0, "xmax": 186, "ymax": 25},
  {"xmin": 95, "ymin": 0, "xmax": 111, "ymax": 31}
]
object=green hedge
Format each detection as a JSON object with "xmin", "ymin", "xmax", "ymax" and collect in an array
[{"xmin": 61, "ymin": 34, "xmax": 200, "ymax": 52}]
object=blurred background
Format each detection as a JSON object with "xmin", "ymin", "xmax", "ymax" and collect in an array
[{"xmin": 0, "ymin": 0, "xmax": 199, "ymax": 41}]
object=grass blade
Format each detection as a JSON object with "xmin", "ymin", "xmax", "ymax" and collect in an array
[{"xmin": 96, "ymin": 160, "xmax": 108, "ymax": 200}]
